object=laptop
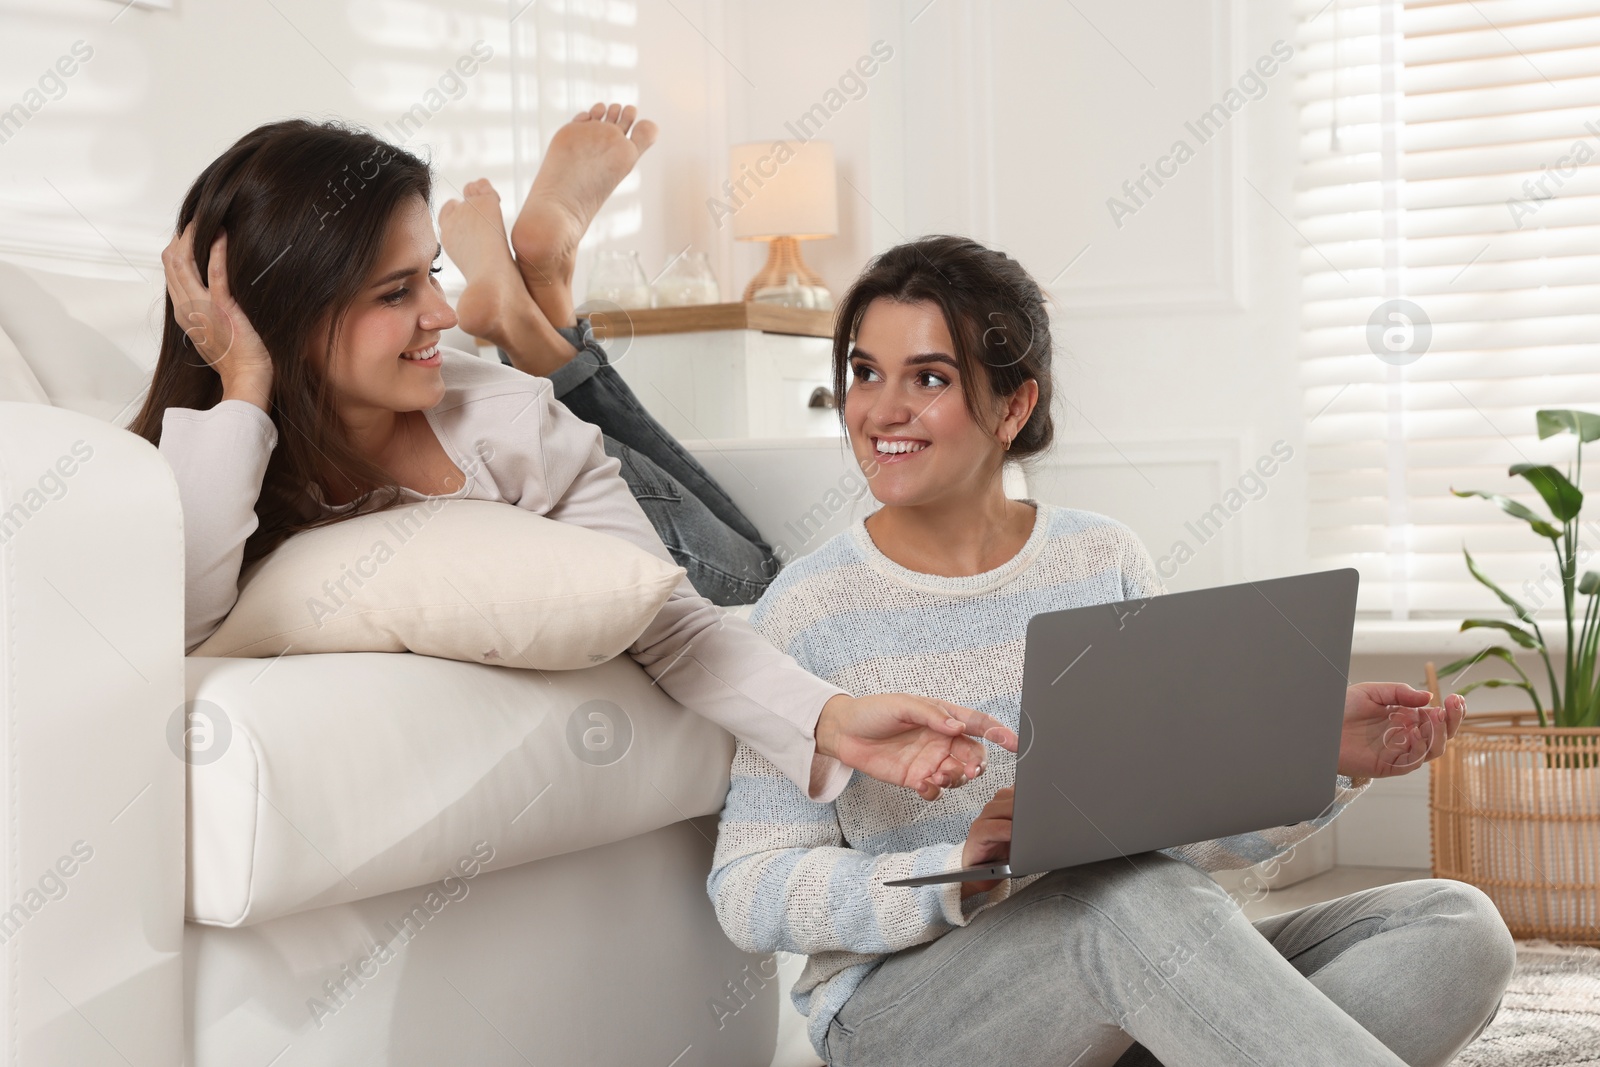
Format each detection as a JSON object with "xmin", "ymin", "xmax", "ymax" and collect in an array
[{"xmin": 884, "ymin": 568, "xmax": 1359, "ymax": 888}]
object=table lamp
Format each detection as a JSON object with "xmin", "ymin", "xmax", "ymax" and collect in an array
[{"xmin": 728, "ymin": 139, "xmax": 838, "ymax": 304}]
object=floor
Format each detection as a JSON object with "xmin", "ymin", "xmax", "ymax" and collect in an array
[{"xmin": 1229, "ymin": 864, "xmax": 1432, "ymax": 922}]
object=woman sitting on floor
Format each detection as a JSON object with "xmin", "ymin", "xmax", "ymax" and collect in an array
[{"xmin": 707, "ymin": 234, "xmax": 1513, "ymax": 1067}]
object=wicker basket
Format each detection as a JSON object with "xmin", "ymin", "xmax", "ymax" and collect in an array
[{"xmin": 1429, "ymin": 709, "xmax": 1600, "ymax": 945}]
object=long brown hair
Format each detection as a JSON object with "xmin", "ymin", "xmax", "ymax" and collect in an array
[
  {"xmin": 129, "ymin": 118, "xmax": 432, "ymax": 563},
  {"xmin": 831, "ymin": 235, "xmax": 1055, "ymax": 459}
]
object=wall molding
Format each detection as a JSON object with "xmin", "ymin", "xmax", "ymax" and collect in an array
[
  {"xmin": 1053, "ymin": 0, "xmax": 1245, "ymax": 316},
  {"xmin": 889, "ymin": 0, "xmax": 1253, "ymax": 314},
  {"xmin": 1032, "ymin": 433, "xmax": 1250, "ymax": 584}
]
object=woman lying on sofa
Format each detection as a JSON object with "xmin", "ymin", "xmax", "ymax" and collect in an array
[
  {"xmin": 129, "ymin": 111, "xmax": 1014, "ymax": 806},
  {"xmin": 708, "ymin": 236, "xmax": 1515, "ymax": 1067}
]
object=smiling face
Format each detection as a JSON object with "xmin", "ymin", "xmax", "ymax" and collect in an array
[
  {"xmin": 317, "ymin": 194, "xmax": 458, "ymax": 419},
  {"xmin": 845, "ymin": 297, "xmax": 1032, "ymax": 509}
]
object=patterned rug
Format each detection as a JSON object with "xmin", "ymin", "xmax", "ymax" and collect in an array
[{"xmin": 1452, "ymin": 940, "xmax": 1600, "ymax": 1066}]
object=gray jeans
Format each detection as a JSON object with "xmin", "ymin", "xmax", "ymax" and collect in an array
[
  {"xmin": 499, "ymin": 326, "xmax": 779, "ymax": 605},
  {"xmin": 824, "ymin": 851, "xmax": 1516, "ymax": 1067}
]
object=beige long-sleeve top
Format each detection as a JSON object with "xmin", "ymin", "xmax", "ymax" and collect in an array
[{"xmin": 157, "ymin": 346, "xmax": 852, "ymax": 802}]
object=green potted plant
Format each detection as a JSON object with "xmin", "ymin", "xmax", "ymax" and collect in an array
[
  {"xmin": 1439, "ymin": 408, "xmax": 1600, "ymax": 739},
  {"xmin": 1429, "ymin": 408, "xmax": 1599, "ymax": 945}
]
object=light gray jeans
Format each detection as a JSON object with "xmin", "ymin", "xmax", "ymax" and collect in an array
[{"xmin": 823, "ymin": 851, "xmax": 1516, "ymax": 1067}]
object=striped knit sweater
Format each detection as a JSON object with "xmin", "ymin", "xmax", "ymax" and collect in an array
[{"xmin": 706, "ymin": 501, "xmax": 1371, "ymax": 1059}]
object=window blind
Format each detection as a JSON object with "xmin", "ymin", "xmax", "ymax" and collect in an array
[{"xmin": 1296, "ymin": 0, "xmax": 1600, "ymax": 620}]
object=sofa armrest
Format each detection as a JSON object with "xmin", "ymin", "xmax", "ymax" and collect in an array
[
  {"xmin": 0, "ymin": 402, "xmax": 184, "ymax": 1064},
  {"xmin": 680, "ymin": 437, "xmax": 873, "ymax": 565}
]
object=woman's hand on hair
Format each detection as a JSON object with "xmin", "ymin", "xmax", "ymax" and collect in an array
[
  {"xmin": 161, "ymin": 222, "xmax": 275, "ymax": 412},
  {"xmin": 817, "ymin": 693, "xmax": 1019, "ymax": 801}
]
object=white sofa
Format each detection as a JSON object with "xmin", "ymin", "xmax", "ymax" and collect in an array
[{"xmin": 0, "ymin": 257, "xmax": 910, "ymax": 1067}]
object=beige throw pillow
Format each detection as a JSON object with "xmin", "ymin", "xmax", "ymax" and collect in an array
[{"xmin": 193, "ymin": 499, "xmax": 685, "ymax": 669}]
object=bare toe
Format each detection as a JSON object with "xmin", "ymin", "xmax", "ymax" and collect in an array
[
  {"xmin": 587, "ymin": 102, "xmax": 606, "ymax": 120},
  {"xmin": 463, "ymin": 177, "xmax": 497, "ymax": 199},
  {"xmin": 618, "ymin": 104, "xmax": 637, "ymax": 133},
  {"xmin": 630, "ymin": 118, "xmax": 659, "ymax": 152},
  {"xmin": 603, "ymin": 102, "xmax": 621, "ymax": 124}
]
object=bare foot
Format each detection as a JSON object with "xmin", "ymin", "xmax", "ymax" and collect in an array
[
  {"xmin": 510, "ymin": 102, "xmax": 659, "ymax": 327},
  {"xmin": 440, "ymin": 179, "xmax": 576, "ymax": 377}
]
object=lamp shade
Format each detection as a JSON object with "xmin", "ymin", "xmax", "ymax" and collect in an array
[{"xmin": 727, "ymin": 140, "xmax": 838, "ymax": 241}]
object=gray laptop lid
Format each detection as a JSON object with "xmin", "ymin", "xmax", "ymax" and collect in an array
[{"xmin": 1008, "ymin": 568, "xmax": 1359, "ymax": 876}]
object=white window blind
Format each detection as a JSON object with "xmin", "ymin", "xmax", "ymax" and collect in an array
[{"xmin": 1296, "ymin": 0, "xmax": 1600, "ymax": 620}]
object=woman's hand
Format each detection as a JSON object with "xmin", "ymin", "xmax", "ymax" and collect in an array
[
  {"xmin": 960, "ymin": 786, "xmax": 1013, "ymax": 900},
  {"xmin": 1337, "ymin": 682, "xmax": 1467, "ymax": 780},
  {"xmin": 161, "ymin": 222, "xmax": 275, "ymax": 411},
  {"xmin": 817, "ymin": 693, "xmax": 1018, "ymax": 802}
]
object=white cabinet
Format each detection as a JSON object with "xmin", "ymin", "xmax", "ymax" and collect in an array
[{"xmin": 588, "ymin": 303, "xmax": 842, "ymax": 441}]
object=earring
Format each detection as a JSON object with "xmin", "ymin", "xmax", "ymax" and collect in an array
[{"xmin": 1003, "ymin": 434, "xmax": 1014, "ymax": 452}]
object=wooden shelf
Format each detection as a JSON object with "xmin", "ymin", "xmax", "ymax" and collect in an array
[{"xmin": 585, "ymin": 301, "xmax": 836, "ymax": 339}]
